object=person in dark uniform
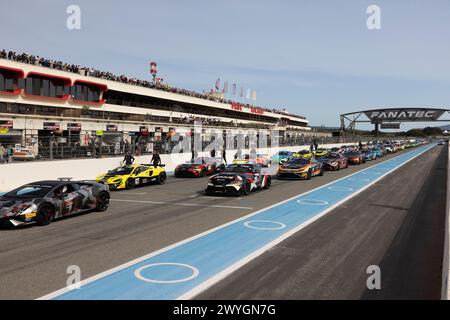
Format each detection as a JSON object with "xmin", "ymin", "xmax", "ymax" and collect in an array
[
  {"xmin": 210, "ymin": 149, "xmax": 216, "ymax": 158},
  {"xmin": 222, "ymin": 149, "xmax": 227, "ymax": 164},
  {"xmin": 151, "ymin": 152, "xmax": 161, "ymax": 167},
  {"xmin": 191, "ymin": 149, "xmax": 198, "ymax": 160},
  {"xmin": 123, "ymin": 152, "xmax": 135, "ymax": 165}
]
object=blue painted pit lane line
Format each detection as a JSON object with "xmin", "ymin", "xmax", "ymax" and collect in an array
[{"xmin": 40, "ymin": 144, "xmax": 435, "ymax": 300}]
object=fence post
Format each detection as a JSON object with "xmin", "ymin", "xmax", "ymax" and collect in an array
[{"xmin": 49, "ymin": 137, "xmax": 53, "ymax": 161}]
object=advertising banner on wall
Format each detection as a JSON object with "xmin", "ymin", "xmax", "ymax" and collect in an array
[
  {"xmin": 67, "ymin": 123, "xmax": 82, "ymax": 133},
  {"xmin": 106, "ymin": 124, "xmax": 118, "ymax": 132},
  {"xmin": 140, "ymin": 126, "xmax": 149, "ymax": 136},
  {"xmin": 0, "ymin": 120, "xmax": 13, "ymax": 128},
  {"xmin": 0, "ymin": 120, "xmax": 13, "ymax": 134},
  {"xmin": 168, "ymin": 127, "xmax": 176, "ymax": 137},
  {"xmin": 43, "ymin": 122, "xmax": 61, "ymax": 131}
]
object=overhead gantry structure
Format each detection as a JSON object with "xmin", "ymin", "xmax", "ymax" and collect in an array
[{"xmin": 340, "ymin": 108, "xmax": 450, "ymax": 134}]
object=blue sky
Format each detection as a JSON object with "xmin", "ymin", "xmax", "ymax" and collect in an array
[{"xmin": 1, "ymin": 0, "xmax": 450, "ymax": 129}]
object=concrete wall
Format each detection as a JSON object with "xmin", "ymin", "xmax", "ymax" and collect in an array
[{"xmin": 0, "ymin": 143, "xmax": 354, "ymax": 192}]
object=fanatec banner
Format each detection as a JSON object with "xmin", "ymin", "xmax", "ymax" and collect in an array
[{"xmin": 364, "ymin": 109, "xmax": 446, "ymax": 122}]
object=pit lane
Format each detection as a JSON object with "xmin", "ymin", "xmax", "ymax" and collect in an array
[
  {"xmin": 198, "ymin": 144, "xmax": 447, "ymax": 299},
  {"xmin": 0, "ymin": 148, "xmax": 430, "ymax": 299}
]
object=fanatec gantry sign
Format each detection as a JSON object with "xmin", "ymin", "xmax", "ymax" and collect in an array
[{"xmin": 340, "ymin": 108, "xmax": 450, "ymax": 132}]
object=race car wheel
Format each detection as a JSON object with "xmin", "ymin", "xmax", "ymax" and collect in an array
[
  {"xmin": 200, "ymin": 169, "xmax": 207, "ymax": 177},
  {"xmin": 157, "ymin": 172, "xmax": 167, "ymax": 184},
  {"xmin": 263, "ymin": 176, "xmax": 271, "ymax": 189},
  {"xmin": 241, "ymin": 181, "xmax": 251, "ymax": 195},
  {"xmin": 36, "ymin": 204, "xmax": 55, "ymax": 226},
  {"xmin": 306, "ymin": 170, "xmax": 312, "ymax": 180},
  {"xmin": 319, "ymin": 168, "xmax": 324, "ymax": 176},
  {"xmin": 126, "ymin": 178, "xmax": 135, "ymax": 189},
  {"xmin": 96, "ymin": 192, "xmax": 110, "ymax": 212}
]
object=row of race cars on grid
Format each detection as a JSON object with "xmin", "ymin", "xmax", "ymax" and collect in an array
[
  {"xmin": 0, "ymin": 139, "xmax": 428, "ymax": 227},
  {"xmin": 206, "ymin": 140, "xmax": 425, "ymax": 195}
]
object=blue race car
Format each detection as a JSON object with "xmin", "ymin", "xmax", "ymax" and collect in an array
[
  {"xmin": 362, "ymin": 150, "xmax": 374, "ymax": 161},
  {"xmin": 271, "ymin": 150, "xmax": 293, "ymax": 164},
  {"xmin": 371, "ymin": 147, "xmax": 383, "ymax": 158}
]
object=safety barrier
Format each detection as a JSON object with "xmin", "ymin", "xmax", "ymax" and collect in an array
[{"xmin": 442, "ymin": 142, "xmax": 450, "ymax": 299}]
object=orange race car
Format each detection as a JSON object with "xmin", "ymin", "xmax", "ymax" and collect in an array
[{"xmin": 277, "ymin": 157, "xmax": 324, "ymax": 180}]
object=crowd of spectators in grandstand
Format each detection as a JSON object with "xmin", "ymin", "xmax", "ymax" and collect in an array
[{"xmin": 1, "ymin": 49, "xmax": 306, "ymax": 120}]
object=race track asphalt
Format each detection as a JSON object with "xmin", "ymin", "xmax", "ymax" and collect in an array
[
  {"xmin": 197, "ymin": 144, "xmax": 447, "ymax": 300},
  {"xmin": 0, "ymin": 147, "xmax": 441, "ymax": 299}
]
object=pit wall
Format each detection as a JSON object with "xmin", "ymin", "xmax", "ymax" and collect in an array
[{"xmin": 0, "ymin": 143, "xmax": 355, "ymax": 192}]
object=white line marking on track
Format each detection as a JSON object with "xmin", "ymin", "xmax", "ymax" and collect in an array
[
  {"xmin": 347, "ymin": 178, "xmax": 371, "ymax": 182},
  {"xmin": 328, "ymin": 186, "xmax": 354, "ymax": 191},
  {"xmin": 123, "ymin": 192, "xmax": 147, "ymax": 195},
  {"xmin": 112, "ymin": 199, "xmax": 165, "ymax": 204},
  {"xmin": 297, "ymin": 199, "xmax": 329, "ymax": 205},
  {"xmin": 111, "ymin": 198, "xmax": 254, "ymax": 210}
]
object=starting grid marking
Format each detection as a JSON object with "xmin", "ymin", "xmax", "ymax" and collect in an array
[
  {"xmin": 39, "ymin": 144, "xmax": 435, "ymax": 300},
  {"xmin": 111, "ymin": 198, "xmax": 254, "ymax": 210}
]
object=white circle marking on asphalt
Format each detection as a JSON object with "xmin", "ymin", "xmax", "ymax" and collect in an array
[
  {"xmin": 296, "ymin": 199, "xmax": 329, "ymax": 205},
  {"xmin": 244, "ymin": 220, "xmax": 287, "ymax": 230},
  {"xmin": 134, "ymin": 263, "xmax": 199, "ymax": 284}
]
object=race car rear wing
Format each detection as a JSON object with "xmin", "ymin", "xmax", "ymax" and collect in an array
[{"xmin": 140, "ymin": 163, "xmax": 166, "ymax": 167}]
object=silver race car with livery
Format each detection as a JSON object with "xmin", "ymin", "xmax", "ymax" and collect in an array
[
  {"xmin": 0, "ymin": 179, "xmax": 110, "ymax": 227},
  {"xmin": 205, "ymin": 164, "xmax": 271, "ymax": 196}
]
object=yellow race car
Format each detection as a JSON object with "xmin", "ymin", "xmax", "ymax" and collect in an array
[
  {"xmin": 314, "ymin": 148, "xmax": 328, "ymax": 157},
  {"xmin": 96, "ymin": 164, "xmax": 166, "ymax": 190},
  {"xmin": 291, "ymin": 150, "xmax": 313, "ymax": 159}
]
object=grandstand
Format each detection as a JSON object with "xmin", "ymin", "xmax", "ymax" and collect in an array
[{"xmin": 0, "ymin": 50, "xmax": 312, "ymax": 160}]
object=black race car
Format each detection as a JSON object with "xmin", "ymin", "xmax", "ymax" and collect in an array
[
  {"xmin": 318, "ymin": 153, "xmax": 348, "ymax": 171},
  {"xmin": 0, "ymin": 179, "xmax": 110, "ymax": 227},
  {"xmin": 205, "ymin": 164, "xmax": 271, "ymax": 196}
]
